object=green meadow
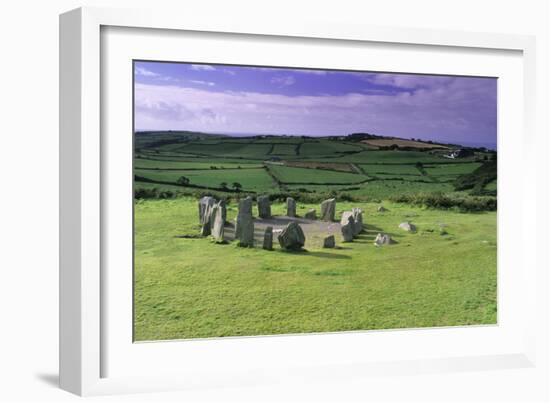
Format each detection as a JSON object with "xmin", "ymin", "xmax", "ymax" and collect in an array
[
  {"xmin": 134, "ymin": 198, "xmax": 496, "ymax": 341},
  {"xmin": 133, "ymin": 131, "xmax": 497, "ymax": 341}
]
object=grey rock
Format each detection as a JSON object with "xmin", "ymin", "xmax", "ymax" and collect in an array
[
  {"xmin": 340, "ymin": 212, "xmax": 355, "ymax": 242},
  {"xmin": 304, "ymin": 209, "xmax": 316, "ymax": 220},
  {"xmin": 257, "ymin": 195, "xmax": 271, "ymax": 219},
  {"xmin": 377, "ymin": 205, "xmax": 387, "ymax": 212},
  {"xmin": 198, "ymin": 196, "xmax": 215, "ymax": 223},
  {"xmin": 323, "ymin": 235, "xmax": 335, "ymax": 248},
  {"xmin": 286, "ymin": 197, "xmax": 296, "ymax": 217},
  {"xmin": 199, "ymin": 198, "xmax": 217, "ymax": 236},
  {"xmin": 351, "ymin": 208, "xmax": 363, "ymax": 235},
  {"xmin": 320, "ymin": 198, "xmax": 336, "ymax": 221},
  {"xmin": 262, "ymin": 226, "xmax": 273, "ymax": 250},
  {"xmin": 211, "ymin": 202, "xmax": 225, "ymax": 242},
  {"xmin": 277, "ymin": 222, "xmax": 305, "ymax": 250},
  {"xmin": 235, "ymin": 196, "xmax": 254, "ymax": 246},
  {"xmin": 374, "ymin": 233, "xmax": 394, "ymax": 246},
  {"xmin": 399, "ymin": 221, "xmax": 417, "ymax": 232}
]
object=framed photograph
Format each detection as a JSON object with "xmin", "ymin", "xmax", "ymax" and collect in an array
[{"xmin": 60, "ymin": 7, "xmax": 537, "ymax": 396}]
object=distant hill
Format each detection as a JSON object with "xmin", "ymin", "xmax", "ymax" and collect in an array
[
  {"xmin": 135, "ymin": 130, "xmax": 227, "ymax": 149},
  {"xmin": 361, "ymin": 138, "xmax": 449, "ymax": 150}
]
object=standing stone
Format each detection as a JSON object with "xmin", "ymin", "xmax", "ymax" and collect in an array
[
  {"xmin": 304, "ymin": 209, "xmax": 316, "ymax": 220},
  {"xmin": 398, "ymin": 221, "xmax": 417, "ymax": 232},
  {"xmin": 340, "ymin": 212, "xmax": 355, "ymax": 242},
  {"xmin": 323, "ymin": 235, "xmax": 335, "ymax": 248},
  {"xmin": 235, "ymin": 196, "xmax": 254, "ymax": 247},
  {"xmin": 200, "ymin": 199, "xmax": 216, "ymax": 236},
  {"xmin": 286, "ymin": 197, "xmax": 296, "ymax": 217},
  {"xmin": 234, "ymin": 196, "xmax": 253, "ymax": 239},
  {"xmin": 374, "ymin": 233, "xmax": 394, "ymax": 246},
  {"xmin": 320, "ymin": 198, "xmax": 336, "ymax": 221},
  {"xmin": 277, "ymin": 222, "xmax": 305, "ymax": 250},
  {"xmin": 198, "ymin": 196, "xmax": 215, "ymax": 223},
  {"xmin": 351, "ymin": 208, "xmax": 364, "ymax": 235},
  {"xmin": 257, "ymin": 195, "xmax": 271, "ymax": 219},
  {"xmin": 218, "ymin": 199, "xmax": 227, "ymax": 224},
  {"xmin": 262, "ymin": 226, "xmax": 273, "ymax": 250},
  {"xmin": 211, "ymin": 203, "xmax": 225, "ymax": 242}
]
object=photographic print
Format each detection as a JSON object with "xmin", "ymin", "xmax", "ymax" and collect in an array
[{"xmin": 133, "ymin": 61, "xmax": 497, "ymax": 341}]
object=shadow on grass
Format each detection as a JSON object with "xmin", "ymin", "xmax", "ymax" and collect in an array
[
  {"xmin": 303, "ymin": 251, "xmax": 351, "ymax": 260},
  {"xmin": 174, "ymin": 234, "xmax": 202, "ymax": 239}
]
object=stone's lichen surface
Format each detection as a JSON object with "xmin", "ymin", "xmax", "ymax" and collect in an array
[
  {"xmin": 340, "ymin": 212, "xmax": 355, "ymax": 242},
  {"xmin": 262, "ymin": 226, "xmax": 273, "ymax": 250},
  {"xmin": 277, "ymin": 222, "xmax": 306, "ymax": 250},
  {"xmin": 257, "ymin": 195, "xmax": 271, "ymax": 219},
  {"xmin": 323, "ymin": 235, "xmax": 335, "ymax": 248},
  {"xmin": 320, "ymin": 198, "xmax": 336, "ymax": 221},
  {"xmin": 286, "ymin": 197, "xmax": 296, "ymax": 217}
]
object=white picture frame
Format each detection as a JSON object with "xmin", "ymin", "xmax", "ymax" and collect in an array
[{"xmin": 59, "ymin": 6, "xmax": 538, "ymax": 396}]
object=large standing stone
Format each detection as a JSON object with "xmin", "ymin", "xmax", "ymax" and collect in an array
[
  {"xmin": 257, "ymin": 195, "xmax": 271, "ymax": 219},
  {"xmin": 234, "ymin": 196, "xmax": 253, "ymax": 239},
  {"xmin": 211, "ymin": 202, "xmax": 225, "ymax": 242},
  {"xmin": 323, "ymin": 235, "xmax": 335, "ymax": 248},
  {"xmin": 286, "ymin": 197, "xmax": 296, "ymax": 217},
  {"xmin": 235, "ymin": 196, "xmax": 254, "ymax": 247},
  {"xmin": 374, "ymin": 233, "xmax": 394, "ymax": 246},
  {"xmin": 199, "ymin": 198, "xmax": 217, "ymax": 236},
  {"xmin": 351, "ymin": 208, "xmax": 364, "ymax": 235},
  {"xmin": 320, "ymin": 198, "xmax": 336, "ymax": 221},
  {"xmin": 304, "ymin": 209, "xmax": 316, "ymax": 220},
  {"xmin": 399, "ymin": 221, "xmax": 417, "ymax": 232},
  {"xmin": 340, "ymin": 212, "xmax": 355, "ymax": 242},
  {"xmin": 277, "ymin": 222, "xmax": 305, "ymax": 250},
  {"xmin": 262, "ymin": 226, "xmax": 273, "ymax": 250},
  {"xmin": 198, "ymin": 196, "xmax": 215, "ymax": 223}
]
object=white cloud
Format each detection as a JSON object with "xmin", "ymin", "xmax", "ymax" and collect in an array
[
  {"xmin": 365, "ymin": 73, "xmax": 455, "ymax": 90},
  {"xmin": 271, "ymin": 75, "xmax": 296, "ymax": 87},
  {"xmin": 134, "ymin": 77, "xmax": 496, "ymax": 142},
  {"xmin": 190, "ymin": 80, "xmax": 216, "ymax": 87},
  {"xmin": 190, "ymin": 64, "xmax": 216, "ymax": 71},
  {"xmin": 135, "ymin": 66, "xmax": 160, "ymax": 77}
]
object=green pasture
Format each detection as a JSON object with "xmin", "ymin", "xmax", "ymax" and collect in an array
[
  {"xmin": 134, "ymin": 198, "xmax": 497, "ymax": 341},
  {"xmin": 268, "ymin": 164, "xmax": 366, "ymax": 184},
  {"xmin": 135, "ymin": 167, "xmax": 274, "ymax": 191},
  {"xmin": 134, "ymin": 158, "xmax": 263, "ymax": 170}
]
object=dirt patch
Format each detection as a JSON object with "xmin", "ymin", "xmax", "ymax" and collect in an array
[{"xmin": 224, "ymin": 215, "xmax": 343, "ymax": 248}]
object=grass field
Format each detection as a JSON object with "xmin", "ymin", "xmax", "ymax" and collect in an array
[
  {"xmin": 133, "ymin": 131, "xmax": 497, "ymax": 341},
  {"xmin": 134, "ymin": 198, "xmax": 497, "ymax": 341}
]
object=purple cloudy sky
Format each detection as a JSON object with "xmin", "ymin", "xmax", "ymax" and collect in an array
[{"xmin": 134, "ymin": 61, "xmax": 497, "ymax": 145}]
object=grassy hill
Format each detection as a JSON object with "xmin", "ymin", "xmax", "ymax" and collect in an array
[{"xmin": 133, "ymin": 131, "xmax": 496, "ymax": 206}]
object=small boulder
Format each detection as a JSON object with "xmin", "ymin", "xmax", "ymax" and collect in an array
[
  {"xmin": 399, "ymin": 221, "xmax": 417, "ymax": 232},
  {"xmin": 377, "ymin": 205, "xmax": 387, "ymax": 212},
  {"xmin": 262, "ymin": 226, "xmax": 273, "ymax": 250},
  {"xmin": 286, "ymin": 197, "xmax": 296, "ymax": 217},
  {"xmin": 278, "ymin": 222, "xmax": 305, "ymax": 250},
  {"xmin": 340, "ymin": 212, "xmax": 355, "ymax": 242},
  {"xmin": 304, "ymin": 209, "xmax": 317, "ymax": 220},
  {"xmin": 323, "ymin": 235, "xmax": 336, "ymax": 248},
  {"xmin": 257, "ymin": 195, "xmax": 271, "ymax": 219},
  {"xmin": 320, "ymin": 198, "xmax": 336, "ymax": 221},
  {"xmin": 374, "ymin": 233, "xmax": 394, "ymax": 246}
]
